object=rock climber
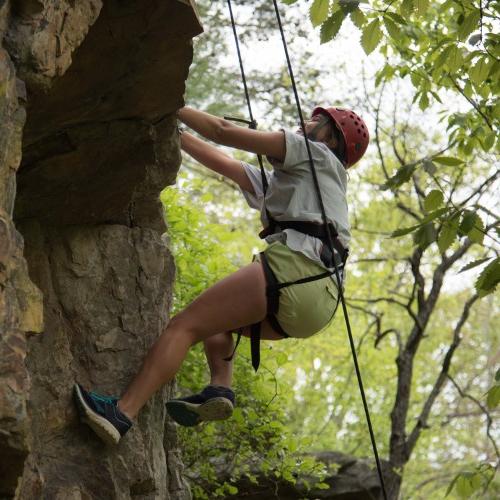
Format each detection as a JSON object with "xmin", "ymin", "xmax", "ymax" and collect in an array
[{"xmin": 73, "ymin": 105, "xmax": 369, "ymax": 445}]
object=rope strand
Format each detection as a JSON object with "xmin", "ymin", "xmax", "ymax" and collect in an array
[
  {"xmin": 226, "ymin": 1, "xmax": 388, "ymax": 498},
  {"xmin": 226, "ymin": 0, "xmax": 268, "ymax": 192},
  {"xmin": 270, "ymin": 2, "xmax": 388, "ymax": 498}
]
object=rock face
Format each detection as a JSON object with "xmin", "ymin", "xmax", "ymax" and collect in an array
[{"xmin": 0, "ymin": 1, "xmax": 202, "ymax": 498}]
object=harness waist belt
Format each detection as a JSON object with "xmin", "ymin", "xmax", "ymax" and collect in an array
[{"xmin": 259, "ymin": 220, "xmax": 348, "ymax": 267}]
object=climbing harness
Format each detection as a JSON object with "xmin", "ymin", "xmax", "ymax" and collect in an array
[{"xmin": 223, "ymin": 1, "xmax": 388, "ymax": 498}]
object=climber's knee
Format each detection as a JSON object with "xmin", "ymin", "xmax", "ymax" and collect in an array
[{"xmin": 164, "ymin": 313, "xmax": 205, "ymax": 345}]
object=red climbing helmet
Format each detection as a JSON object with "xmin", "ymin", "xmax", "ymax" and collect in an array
[{"xmin": 312, "ymin": 106, "xmax": 369, "ymax": 167}]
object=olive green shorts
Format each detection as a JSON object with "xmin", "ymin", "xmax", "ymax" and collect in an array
[{"xmin": 253, "ymin": 241, "xmax": 340, "ymax": 339}]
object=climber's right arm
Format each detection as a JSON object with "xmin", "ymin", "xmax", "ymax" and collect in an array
[
  {"xmin": 180, "ymin": 131, "xmax": 255, "ymax": 194},
  {"xmin": 178, "ymin": 107, "xmax": 285, "ymax": 162}
]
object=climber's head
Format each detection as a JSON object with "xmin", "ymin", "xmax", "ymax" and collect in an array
[{"xmin": 301, "ymin": 106, "xmax": 369, "ymax": 168}]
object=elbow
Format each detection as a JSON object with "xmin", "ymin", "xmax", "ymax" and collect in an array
[{"xmin": 213, "ymin": 118, "xmax": 233, "ymax": 145}]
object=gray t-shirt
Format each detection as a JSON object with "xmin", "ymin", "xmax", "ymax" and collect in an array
[{"xmin": 240, "ymin": 129, "xmax": 350, "ymax": 270}]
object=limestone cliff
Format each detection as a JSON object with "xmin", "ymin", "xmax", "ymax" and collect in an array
[{"xmin": 0, "ymin": 1, "xmax": 202, "ymax": 498}]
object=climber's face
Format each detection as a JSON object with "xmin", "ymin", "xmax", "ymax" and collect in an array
[
  {"xmin": 297, "ymin": 114, "xmax": 339, "ymax": 149},
  {"xmin": 297, "ymin": 114, "xmax": 322, "ymax": 137}
]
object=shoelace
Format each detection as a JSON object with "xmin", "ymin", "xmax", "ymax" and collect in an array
[{"xmin": 90, "ymin": 392, "xmax": 118, "ymax": 405}]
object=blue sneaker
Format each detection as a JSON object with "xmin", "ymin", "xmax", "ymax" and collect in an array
[
  {"xmin": 73, "ymin": 383, "xmax": 132, "ymax": 445},
  {"xmin": 166, "ymin": 385, "xmax": 235, "ymax": 427}
]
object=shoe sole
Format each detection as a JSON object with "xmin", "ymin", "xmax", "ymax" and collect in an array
[
  {"xmin": 166, "ymin": 397, "xmax": 234, "ymax": 427},
  {"xmin": 73, "ymin": 384, "xmax": 121, "ymax": 446}
]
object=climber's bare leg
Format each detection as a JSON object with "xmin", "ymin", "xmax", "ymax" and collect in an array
[
  {"xmin": 118, "ymin": 262, "xmax": 283, "ymax": 419},
  {"xmin": 205, "ymin": 322, "xmax": 284, "ymax": 388},
  {"xmin": 204, "ymin": 332, "xmax": 234, "ymax": 388}
]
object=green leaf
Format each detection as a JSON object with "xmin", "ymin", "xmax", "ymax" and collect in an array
[
  {"xmin": 401, "ymin": 0, "xmax": 414, "ymax": 17},
  {"xmin": 390, "ymin": 224, "xmax": 421, "ymax": 238},
  {"xmin": 433, "ymin": 156, "xmax": 464, "ymax": 166},
  {"xmin": 457, "ymin": 11, "xmax": 480, "ymax": 41},
  {"xmin": 383, "ymin": 162, "xmax": 418, "ymax": 189},
  {"xmin": 467, "ymin": 213, "xmax": 485, "ymax": 244},
  {"xmin": 418, "ymin": 92, "xmax": 429, "ymax": 110},
  {"xmin": 446, "ymin": 475, "xmax": 459, "ymax": 497},
  {"xmin": 281, "ymin": 0, "xmax": 300, "ymax": 5},
  {"xmin": 429, "ymin": 90, "xmax": 443, "ymax": 104},
  {"xmin": 316, "ymin": 482, "xmax": 330, "ymax": 490},
  {"xmin": 361, "ymin": 19, "xmax": 383, "ymax": 55},
  {"xmin": 384, "ymin": 17, "xmax": 400, "ymax": 41},
  {"xmin": 226, "ymin": 484, "xmax": 238, "ymax": 495},
  {"xmin": 413, "ymin": 223, "xmax": 436, "ymax": 249},
  {"xmin": 320, "ymin": 10, "xmax": 345, "ymax": 43},
  {"xmin": 424, "ymin": 190, "xmax": 444, "ymax": 211},
  {"xmin": 434, "ymin": 45, "xmax": 453, "ymax": 71},
  {"xmin": 423, "ymin": 160, "xmax": 437, "ymax": 174},
  {"xmin": 421, "ymin": 207, "xmax": 449, "ymax": 224},
  {"xmin": 338, "ymin": 0, "xmax": 359, "ymax": 15},
  {"xmin": 475, "ymin": 257, "xmax": 500, "ymax": 297},
  {"xmin": 446, "ymin": 47, "xmax": 464, "ymax": 73},
  {"xmin": 350, "ymin": 7, "xmax": 366, "ymax": 28},
  {"xmin": 456, "ymin": 475, "xmax": 474, "ymax": 497},
  {"xmin": 385, "ymin": 12, "xmax": 407, "ymax": 25},
  {"xmin": 481, "ymin": 131, "xmax": 496, "ymax": 152},
  {"xmin": 459, "ymin": 210, "xmax": 476, "ymax": 234},
  {"xmin": 415, "ymin": 0, "xmax": 429, "ymax": 16},
  {"xmin": 486, "ymin": 385, "xmax": 500, "ymax": 409},
  {"xmin": 469, "ymin": 57, "xmax": 491, "ymax": 86},
  {"xmin": 275, "ymin": 351, "xmax": 288, "ymax": 366},
  {"xmin": 458, "ymin": 257, "xmax": 492, "ymax": 273},
  {"xmin": 437, "ymin": 222, "xmax": 457, "ymax": 253},
  {"xmin": 310, "ymin": 0, "xmax": 330, "ymax": 27}
]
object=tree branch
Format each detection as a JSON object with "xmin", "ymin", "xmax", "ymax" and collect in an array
[
  {"xmin": 405, "ymin": 294, "xmax": 480, "ymax": 456},
  {"xmin": 447, "ymin": 374, "xmax": 500, "ymax": 461},
  {"xmin": 449, "ymin": 77, "xmax": 493, "ymax": 131}
]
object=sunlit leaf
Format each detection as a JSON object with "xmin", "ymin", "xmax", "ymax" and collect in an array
[
  {"xmin": 401, "ymin": 0, "xmax": 414, "ymax": 17},
  {"xmin": 361, "ymin": 19, "xmax": 383, "ymax": 55},
  {"xmin": 486, "ymin": 385, "xmax": 500, "ymax": 409},
  {"xmin": 390, "ymin": 224, "xmax": 421, "ymax": 238},
  {"xmin": 437, "ymin": 222, "xmax": 457, "ymax": 253},
  {"xmin": 456, "ymin": 475, "xmax": 475, "ymax": 497},
  {"xmin": 415, "ymin": 0, "xmax": 429, "ymax": 16},
  {"xmin": 469, "ymin": 57, "xmax": 491, "ymax": 86},
  {"xmin": 457, "ymin": 11, "xmax": 480, "ymax": 41},
  {"xmin": 467, "ymin": 213, "xmax": 485, "ymax": 244},
  {"xmin": 446, "ymin": 46, "xmax": 464, "ymax": 72},
  {"xmin": 310, "ymin": 0, "xmax": 330, "ymax": 27},
  {"xmin": 475, "ymin": 257, "xmax": 500, "ymax": 297},
  {"xmin": 458, "ymin": 257, "xmax": 492, "ymax": 273},
  {"xmin": 320, "ymin": 10, "xmax": 345, "ymax": 43},
  {"xmin": 350, "ymin": 7, "xmax": 366, "ymax": 28},
  {"xmin": 384, "ymin": 17, "xmax": 400, "ymax": 40},
  {"xmin": 424, "ymin": 190, "xmax": 444, "ymax": 211},
  {"xmin": 419, "ymin": 92, "xmax": 429, "ymax": 110},
  {"xmin": 433, "ymin": 156, "xmax": 464, "ymax": 166}
]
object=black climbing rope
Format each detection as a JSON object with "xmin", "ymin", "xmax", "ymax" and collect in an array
[{"xmin": 225, "ymin": 1, "xmax": 388, "ymax": 499}]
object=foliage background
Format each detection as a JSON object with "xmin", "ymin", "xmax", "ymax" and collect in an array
[{"xmin": 160, "ymin": 1, "xmax": 499, "ymax": 498}]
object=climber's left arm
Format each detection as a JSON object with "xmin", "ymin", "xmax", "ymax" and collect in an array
[{"xmin": 178, "ymin": 107, "xmax": 285, "ymax": 162}]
